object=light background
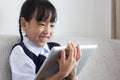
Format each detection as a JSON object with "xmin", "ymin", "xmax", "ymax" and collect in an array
[{"xmin": 0, "ymin": 0, "xmax": 111, "ymax": 38}]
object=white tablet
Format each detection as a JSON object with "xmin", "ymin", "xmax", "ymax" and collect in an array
[{"xmin": 35, "ymin": 44, "xmax": 97, "ymax": 80}]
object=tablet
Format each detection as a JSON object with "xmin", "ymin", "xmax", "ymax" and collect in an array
[{"xmin": 35, "ymin": 44, "xmax": 97, "ymax": 80}]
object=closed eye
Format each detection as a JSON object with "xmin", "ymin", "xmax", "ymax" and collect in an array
[
  {"xmin": 38, "ymin": 23, "xmax": 45, "ymax": 26},
  {"xmin": 51, "ymin": 24, "xmax": 55, "ymax": 27}
]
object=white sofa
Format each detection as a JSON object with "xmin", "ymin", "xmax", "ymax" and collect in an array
[{"xmin": 0, "ymin": 35, "xmax": 120, "ymax": 80}]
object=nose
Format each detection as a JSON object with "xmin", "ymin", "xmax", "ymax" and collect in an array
[{"xmin": 43, "ymin": 25, "xmax": 51, "ymax": 34}]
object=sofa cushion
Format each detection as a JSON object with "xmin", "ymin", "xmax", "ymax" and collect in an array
[
  {"xmin": 0, "ymin": 35, "xmax": 120, "ymax": 80},
  {"xmin": 0, "ymin": 35, "xmax": 20, "ymax": 80}
]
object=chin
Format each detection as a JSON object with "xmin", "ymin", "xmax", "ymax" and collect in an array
[{"xmin": 38, "ymin": 42, "xmax": 47, "ymax": 47}]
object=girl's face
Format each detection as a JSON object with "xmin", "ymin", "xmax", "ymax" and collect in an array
[{"xmin": 21, "ymin": 16, "xmax": 55, "ymax": 46}]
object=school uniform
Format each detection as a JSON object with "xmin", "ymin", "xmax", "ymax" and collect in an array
[{"xmin": 9, "ymin": 36, "xmax": 60, "ymax": 80}]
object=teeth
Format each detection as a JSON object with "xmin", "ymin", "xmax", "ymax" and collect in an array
[{"xmin": 40, "ymin": 37, "xmax": 48, "ymax": 42}]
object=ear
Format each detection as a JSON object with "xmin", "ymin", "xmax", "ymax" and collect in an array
[{"xmin": 20, "ymin": 17, "xmax": 28, "ymax": 30}]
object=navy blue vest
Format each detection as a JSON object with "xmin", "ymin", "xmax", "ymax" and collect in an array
[{"xmin": 12, "ymin": 42, "xmax": 60, "ymax": 74}]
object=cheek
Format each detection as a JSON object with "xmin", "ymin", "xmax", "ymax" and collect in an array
[
  {"xmin": 27, "ymin": 28, "xmax": 40, "ymax": 38},
  {"xmin": 35, "ymin": 28, "xmax": 44, "ymax": 34},
  {"xmin": 51, "ymin": 29, "xmax": 54, "ymax": 35}
]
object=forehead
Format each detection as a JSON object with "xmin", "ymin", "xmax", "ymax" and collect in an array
[
  {"xmin": 33, "ymin": 2, "xmax": 56, "ymax": 22},
  {"xmin": 33, "ymin": 9, "xmax": 55, "ymax": 22},
  {"xmin": 33, "ymin": 11, "xmax": 51, "ymax": 22}
]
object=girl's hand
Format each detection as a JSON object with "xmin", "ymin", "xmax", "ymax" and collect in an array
[
  {"xmin": 64, "ymin": 66, "xmax": 77, "ymax": 80},
  {"xmin": 58, "ymin": 43, "xmax": 82, "ymax": 79}
]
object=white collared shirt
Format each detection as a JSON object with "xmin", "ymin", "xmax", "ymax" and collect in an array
[{"xmin": 9, "ymin": 36, "xmax": 50, "ymax": 80}]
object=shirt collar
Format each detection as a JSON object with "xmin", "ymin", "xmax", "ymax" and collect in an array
[{"xmin": 23, "ymin": 36, "xmax": 50, "ymax": 57}]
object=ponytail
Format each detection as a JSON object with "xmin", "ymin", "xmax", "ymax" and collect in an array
[{"xmin": 19, "ymin": 19, "xmax": 23, "ymax": 42}]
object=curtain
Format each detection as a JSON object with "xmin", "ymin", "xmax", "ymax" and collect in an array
[{"xmin": 112, "ymin": 0, "xmax": 120, "ymax": 39}]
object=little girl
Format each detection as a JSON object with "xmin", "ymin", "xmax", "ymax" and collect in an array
[{"xmin": 9, "ymin": 0, "xmax": 82, "ymax": 80}]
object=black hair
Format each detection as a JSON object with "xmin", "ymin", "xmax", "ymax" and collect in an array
[{"xmin": 19, "ymin": 0, "xmax": 57, "ymax": 42}]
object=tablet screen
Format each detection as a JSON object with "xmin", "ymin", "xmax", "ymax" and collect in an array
[{"xmin": 35, "ymin": 44, "xmax": 97, "ymax": 80}]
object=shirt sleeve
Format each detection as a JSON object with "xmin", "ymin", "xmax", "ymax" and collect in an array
[{"xmin": 9, "ymin": 45, "xmax": 36, "ymax": 80}]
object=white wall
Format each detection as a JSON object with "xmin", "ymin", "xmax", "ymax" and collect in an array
[
  {"xmin": 0, "ymin": 0, "xmax": 111, "ymax": 38},
  {"xmin": 0, "ymin": 0, "xmax": 25, "ymax": 35}
]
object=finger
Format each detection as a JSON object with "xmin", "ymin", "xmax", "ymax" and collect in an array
[
  {"xmin": 76, "ymin": 45, "xmax": 82, "ymax": 61},
  {"xmin": 66, "ymin": 43, "xmax": 70, "ymax": 57},
  {"xmin": 67, "ymin": 43, "xmax": 74, "ymax": 59},
  {"xmin": 71, "ymin": 43, "xmax": 77, "ymax": 58},
  {"xmin": 66, "ymin": 43, "xmax": 70, "ymax": 52},
  {"xmin": 60, "ymin": 50, "xmax": 66, "ymax": 63}
]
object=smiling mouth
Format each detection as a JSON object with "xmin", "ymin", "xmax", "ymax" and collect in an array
[{"xmin": 39, "ymin": 36, "xmax": 50, "ymax": 42}]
